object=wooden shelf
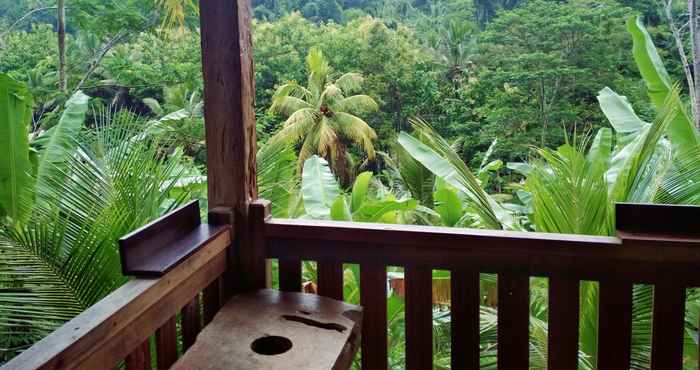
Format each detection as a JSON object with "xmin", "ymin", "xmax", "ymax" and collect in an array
[{"xmin": 118, "ymin": 200, "xmax": 230, "ymax": 277}]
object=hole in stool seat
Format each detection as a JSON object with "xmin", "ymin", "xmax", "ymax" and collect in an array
[{"xmin": 251, "ymin": 336, "xmax": 293, "ymax": 355}]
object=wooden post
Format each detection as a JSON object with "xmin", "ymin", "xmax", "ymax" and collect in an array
[{"xmin": 200, "ymin": 0, "xmax": 258, "ymax": 295}]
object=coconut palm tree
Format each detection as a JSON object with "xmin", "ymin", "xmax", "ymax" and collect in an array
[
  {"xmin": 0, "ymin": 77, "xmax": 193, "ymax": 361},
  {"xmin": 268, "ymin": 48, "xmax": 378, "ymax": 185}
]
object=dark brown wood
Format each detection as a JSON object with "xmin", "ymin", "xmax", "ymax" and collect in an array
[
  {"xmin": 119, "ymin": 201, "xmax": 228, "ymax": 277},
  {"xmin": 248, "ymin": 200, "xmax": 271, "ymax": 290},
  {"xmin": 404, "ymin": 266, "xmax": 432, "ymax": 370},
  {"xmin": 202, "ymin": 278, "xmax": 221, "ymax": 326},
  {"xmin": 650, "ymin": 282, "xmax": 686, "ymax": 370},
  {"xmin": 208, "ymin": 207, "xmax": 237, "ymax": 301},
  {"xmin": 597, "ymin": 280, "xmax": 632, "ymax": 370},
  {"xmin": 547, "ymin": 278, "xmax": 579, "ymax": 370},
  {"xmin": 181, "ymin": 296, "xmax": 201, "ymax": 351},
  {"xmin": 617, "ymin": 202, "xmax": 700, "ymax": 237},
  {"xmin": 266, "ymin": 219, "xmax": 700, "ymax": 285},
  {"xmin": 360, "ymin": 262, "xmax": 388, "ymax": 370},
  {"xmin": 318, "ymin": 261, "xmax": 344, "ymax": 300},
  {"xmin": 451, "ymin": 269, "xmax": 479, "ymax": 370},
  {"xmin": 156, "ymin": 317, "xmax": 177, "ymax": 370},
  {"xmin": 200, "ymin": 0, "xmax": 258, "ymax": 295},
  {"xmin": 125, "ymin": 339, "xmax": 152, "ymax": 370},
  {"xmin": 279, "ymin": 258, "xmax": 302, "ymax": 292},
  {"xmin": 3, "ymin": 230, "xmax": 230, "ymax": 370},
  {"xmin": 171, "ymin": 290, "xmax": 362, "ymax": 370},
  {"xmin": 497, "ymin": 274, "xmax": 529, "ymax": 370}
]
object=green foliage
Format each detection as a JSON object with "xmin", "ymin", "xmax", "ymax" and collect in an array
[
  {"xmin": 268, "ymin": 48, "xmax": 378, "ymax": 183},
  {"xmin": 0, "ymin": 74, "xmax": 33, "ymax": 221},
  {"xmin": 0, "ymin": 79, "xmax": 195, "ymax": 360}
]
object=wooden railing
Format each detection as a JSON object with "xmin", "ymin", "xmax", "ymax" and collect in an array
[
  {"xmin": 4, "ymin": 201, "xmax": 700, "ymax": 370},
  {"xmin": 2, "ymin": 226, "xmax": 231, "ymax": 370},
  {"xmin": 264, "ymin": 217, "xmax": 700, "ymax": 370}
]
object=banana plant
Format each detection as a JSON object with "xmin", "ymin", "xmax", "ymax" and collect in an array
[
  {"xmin": 300, "ymin": 155, "xmax": 417, "ymax": 222},
  {"xmin": 397, "ymin": 118, "xmax": 519, "ymax": 230}
]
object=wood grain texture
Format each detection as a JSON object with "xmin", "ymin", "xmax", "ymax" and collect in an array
[
  {"xmin": 156, "ymin": 317, "xmax": 177, "ymax": 370},
  {"xmin": 125, "ymin": 340, "xmax": 151, "ymax": 370},
  {"xmin": 266, "ymin": 219, "xmax": 700, "ymax": 285},
  {"xmin": 547, "ymin": 278, "xmax": 579, "ymax": 370},
  {"xmin": 171, "ymin": 290, "xmax": 362, "ymax": 370},
  {"xmin": 181, "ymin": 296, "xmax": 202, "ymax": 351},
  {"xmin": 497, "ymin": 274, "xmax": 529, "ymax": 370},
  {"xmin": 3, "ymin": 230, "xmax": 230, "ymax": 370},
  {"xmin": 360, "ymin": 262, "xmax": 388, "ymax": 370},
  {"xmin": 279, "ymin": 258, "xmax": 302, "ymax": 292},
  {"xmin": 200, "ymin": 0, "xmax": 258, "ymax": 294},
  {"xmin": 650, "ymin": 282, "xmax": 686, "ymax": 370},
  {"xmin": 404, "ymin": 266, "xmax": 433, "ymax": 370},
  {"xmin": 451, "ymin": 269, "xmax": 479, "ymax": 370},
  {"xmin": 597, "ymin": 280, "xmax": 632, "ymax": 370},
  {"xmin": 318, "ymin": 261, "xmax": 344, "ymax": 301}
]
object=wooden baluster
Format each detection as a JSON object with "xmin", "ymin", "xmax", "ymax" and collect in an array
[
  {"xmin": 405, "ymin": 266, "xmax": 433, "ymax": 370},
  {"xmin": 497, "ymin": 274, "xmax": 529, "ymax": 370},
  {"xmin": 360, "ymin": 262, "xmax": 388, "ymax": 370},
  {"xmin": 202, "ymin": 278, "xmax": 221, "ymax": 326},
  {"xmin": 547, "ymin": 278, "xmax": 579, "ymax": 370},
  {"xmin": 156, "ymin": 317, "xmax": 178, "ymax": 370},
  {"xmin": 181, "ymin": 296, "xmax": 202, "ymax": 351},
  {"xmin": 125, "ymin": 339, "xmax": 152, "ymax": 370},
  {"xmin": 279, "ymin": 257, "xmax": 302, "ymax": 292},
  {"xmin": 318, "ymin": 261, "xmax": 344, "ymax": 300},
  {"xmin": 651, "ymin": 282, "xmax": 686, "ymax": 370},
  {"xmin": 451, "ymin": 269, "xmax": 480, "ymax": 370},
  {"xmin": 597, "ymin": 280, "xmax": 632, "ymax": 370}
]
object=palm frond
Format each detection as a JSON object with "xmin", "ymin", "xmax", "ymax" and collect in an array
[
  {"xmin": 331, "ymin": 112, "xmax": 377, "ymax": 159},
  {"xmin": 333, "ymin": 95, "xmax": 379, "ymax": 116},
  {"xmin": 335, "ymin": 72, "xmax": 364, "ymax": 94}
]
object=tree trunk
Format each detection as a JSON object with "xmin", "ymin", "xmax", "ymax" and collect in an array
[
  {"xmin": 665, "ymin": 0, "xmax": 696, "ymax": 119},
  {"xmin": 57, "ymin": 0, "xmax": 67, "ymax": 92},
  {"xmin": 690, "ymin": 0, "xmax": 700, "ymax": 129}
]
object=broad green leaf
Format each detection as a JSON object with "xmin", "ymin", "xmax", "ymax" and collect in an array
[
  {"xmin": 597, "ymin": 87, "xmax": 647, "ymax": 134},
  {"xmin": 398, "ymin": 121, "xmax": 515, "ymax": 230},
  {"xmin": 330, "ymin": 195, "xmax": 352, "ymax": 221},
  {"xmin": 587, "ymin": 128, "xmax": 612, "ymax": 166},
  {"xmin": 0, "ymin": 74, "xmax": 33, "ymax": 221},
  {"xmin": 627, "ymin": 16, "xmax": 700, "ymax": 155},
  {"xmin": 301, "ymin": 155, "xmax": 340, "ymax": 219},
  {"xmin": 433, "ymin": 179, "xmax": 462, "ymax": 227},
  {"xmin": 35, "ymin": 91, "xmax": 90, "ymax": 195},
  {"xmin": 351, "ymin": 171, "xmax": 372, "ymax": 212},
  {"xmin": 506, "ymin": 162, "xmax": 533, "ymax": 176},
  {"xmin": 353, "ymin": 199, "xmax": 417, "ymax": 223},
  {"xmin": 607, "ymin": 91, "xmax": 676, "ymax": 204}
]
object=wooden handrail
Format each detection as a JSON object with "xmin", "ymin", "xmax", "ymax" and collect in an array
[
  {"xmin": 2, "ymin": 228, "xmax": 231, "ymax": 370},
  {"xmin": 265, "ymin": 218, "xmax": 700, "ymax": 285}
]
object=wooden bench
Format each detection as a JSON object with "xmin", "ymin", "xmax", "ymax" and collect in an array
[{"xmin": 172, "ymin": 289, "xmax": 361, "ymax": 370}]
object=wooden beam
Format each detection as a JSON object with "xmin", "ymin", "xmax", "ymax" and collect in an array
[{"xmin": 200, "ymin": 0, "xmax": 258, "ymax": 293}]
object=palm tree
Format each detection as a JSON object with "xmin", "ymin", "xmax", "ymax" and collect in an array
[
  {"xmin": 268, "ymin": 48, "xmax": 378, "ymax": 185},
  {"xmin": 0, "ymin": 78, "xmax": 193, "ymax": 361}
]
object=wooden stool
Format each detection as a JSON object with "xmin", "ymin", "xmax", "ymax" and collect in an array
[{"xmin": 172, "ymin": 289, "xmax": 362, "ymax": 370}]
